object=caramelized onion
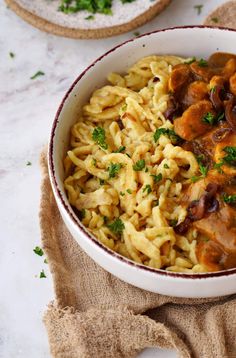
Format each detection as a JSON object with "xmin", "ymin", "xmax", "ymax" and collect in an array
[
  {"xmin": 225, "ymin": 97, "xmax": 236, "ymax": 131},
  {"xmin": 187, "ymin": 183, "xmax": 220, "ymax": 221},
  {"xmin": 212, "ymin": 127, "xmax": 232, "ymax": 142},
  {"xmin": 210, "ymin": 85, "xmax": 224, "ymax": 111},
  {"xmin": 164, "ymin": 97, "xmax": 180, "ymax": 121}
]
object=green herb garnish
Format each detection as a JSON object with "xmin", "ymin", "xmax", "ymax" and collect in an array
[
  {"xmin": 202, "ymin": 112, "xmax": 215, "ymax": 125},
  {"xmin": 222, "ymin": 146, "xmax": 236, "ymax": 166},
  {"xmin": 151, "ymin": 173, "xmax": 162, "ymax": 183},
  {"xmin": 194, "ymin": 4, "xmax": 203, "ymax": 15},
  {"xmin": 120, "ymin": 191, "xmax": 125, "ymax": 196},
  {"xmin": 9, "ymin": 52, "xmax": 15, "ymax": 58},
  {"xmin": 85, "ymin": 15, "xmax": 95, "ymax": 19},
  {"xmin": 191, "ymin": 156, "xmax": 208, "ymax": 182},
  {"xmin": 133, "ymin": 159, "xmax": 145, "ymax": 171},
  {"xmin": 26, "ymin": 161, "xmax": 32, "ymax": 166},
  {"xmin": 114, "ymin": 146, "xmax": 126, "ymax": 153},
  {"xmin": 133, "ymin": 31, "xmax": 140, "ymax": 37},
  {"xmin": 170, "ymin": 219, "xmax": 178, "ymax": 227},
  {"xmin": 198, "ymin": 59, "xmax": 208, "ymax": 67},
  {"xmin": 185, "ymin": 57, "xmax": 196, "ymax": 65},
  {"xmin": 164, "ymin": 163, "xmax": 169, "ymax": 169},
  {"xmin": 30, "ymin": 71, "xmax": 45, "ymax": 80},
  {"xmin": 108, "ymin": 163, "xmax": 122, "ymax": 178},
  {"xmin": 153, "ymin": 128, "xmax": 181, "ymax": 144},
  {"xmin": 40, "ymin": 270, "xmax": 46, "ymax": 278},
  {"xmin": 78, "ymin": 209, "xmax": 86, "ymax": 220},
  {"xmin": 222, "ymin": 193, "xmax": 236, "ymax": 204},
  {"xmin": 143, "ymin": 184, "xmax": 152, "ymax": 194},
  {"xmin": 214, "ymin": 161, "xmax": 224, "ymax": 173},
  {"xmin": 33, "ymin": 246, "xmax": 44, "ymax": 256},
  {"xmin": 126, "ymin": 189, "xmax": 132, "ymax": 194},
  {"xmin": 92, "ymin": 126, "xmax": 108, "ymax": 149},
  {"xmin": 44, "ymin": 259, "xmax": 48, "ymax": 264},
  {"xmin": 107, "ymin": 218, "xmax": 125, "ymax": 235}
]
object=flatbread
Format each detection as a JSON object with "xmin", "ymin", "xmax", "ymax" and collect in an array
[
  {"xmin": 204, "ymin": 0, "xmax": 236, "ymax": 29},
  {"xmin": 5, "ymin": 0, "xmax": 171, "ymax": 39}
]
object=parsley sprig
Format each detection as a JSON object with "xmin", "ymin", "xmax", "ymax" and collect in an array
[
  {"xmin": 107, "ymin": 218, "xmax": 125, "ymax": 235},
  {"xmin": 191, "ymin": 155, "xmax": 208, "ymax": 182},
  {"xmin": 133, "ymin": 159, "xmax": 145, "ymax": 171},
  {"xmin": 143, "ymin": 184, "xmax": 152, "ymax": 194},
  {"xmin": 108, "ymin": 163, "xmax": 122, "ymax": 178},
  {"xmin": 222, "ymin": 146, "xmax": 236, "ymax": 166},
  {"xmin": 153, "ymin": 128, "xmax": 181, "ymax": 144},
  {"xmin": 92, "ymin": 126, "xmax": 108, "ymax": 149},
  {"xmin": 222, "ymin": 193, "xmax": 236, "ymax": 204},
  {"xmin": 33, "ymin": 246, "xmax": 44, "ymax": 256}
]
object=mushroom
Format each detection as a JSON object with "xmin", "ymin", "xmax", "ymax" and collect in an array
[
  {"xmin": 225, "ymin": 97, "xmax": 236, "ymax": 131},
  {"xmin": 168, "ymin": 64, "xmax": 191, "ymax": 93}
]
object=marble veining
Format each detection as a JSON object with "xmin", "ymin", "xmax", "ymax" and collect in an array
[{"xmin": 0, "ymin": 0, "xmax": 226, "ymax": 357}]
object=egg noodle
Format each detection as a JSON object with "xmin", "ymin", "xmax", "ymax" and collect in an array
[{"xmin": 64, "ymin": 55, "xmax": 207, "ymax": 273}]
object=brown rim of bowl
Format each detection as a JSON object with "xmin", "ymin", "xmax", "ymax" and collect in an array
[{"xmin": 49, "ymin": 25, "xmax": 236, "ymax": 280}]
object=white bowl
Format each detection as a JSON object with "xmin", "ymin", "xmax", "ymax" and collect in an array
[{"xmin": 49, "ymin": 26, "xmax": 236, "ymax": 298}]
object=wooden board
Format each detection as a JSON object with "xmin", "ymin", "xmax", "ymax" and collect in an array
[{"xmin": 5, "ymin": 0, "xmax": 171, "ymax": 39}]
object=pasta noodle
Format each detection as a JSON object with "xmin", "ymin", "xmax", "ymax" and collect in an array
[{"xmin": 64, "ymin": 55, "xmax": 208, "ymax": 273}]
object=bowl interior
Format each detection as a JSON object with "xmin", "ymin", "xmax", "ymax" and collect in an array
[{"xmin": 49, "ymin": 26, "xmax": 236, "ymax": 276}]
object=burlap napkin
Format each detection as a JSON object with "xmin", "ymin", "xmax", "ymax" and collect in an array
[
  {"xmin": 40, "ymin": 5, "xmax": 236, "ymax": 356},
  {"xmin": 40, "ymin": 146, "xmax": 236, "ymax": 358}
]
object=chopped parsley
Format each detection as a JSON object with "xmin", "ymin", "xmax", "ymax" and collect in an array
[
  {"xmin": 164, "ymin": 163, "xmax": 169, "ymax": 169},
  {"xmin": 26, "ymin": 161, "xmax": 32, "ymax": 166},
  {"xmin": 222, "ymin": 146, "xmax": 236, "ymax": 166},
  {"xmin": 44, "ymin": 259, "xmax": 48, "ymax": 264},
  {"xmin": 194, "ymin": 4, "xmax": 203, "ymax": 15},
  {"xmin": 153, "ymin": 128, "xmax": 181, "ymax": 144},
  {"xmin": 202, "ymin": 112, "xmax": 215, "ymax": 125},
  {"xmin": 78, "ymin": 209, "xmax": 86, "ymax": 220},
  {"xmin": 143, "ymin": 184, "xmax": 152, "ymax": 194},
  {"xmin": 108, "ymin": 162, "xmax": 122, "ymax": 178},
  {"xmin": 185, "ymin": 57, "xmax": 196, "ymax": 65},
  {"xmin": 107, "ymin": 218, "xmax": 125, "ymax": 235},
  {"xmin": 133, "ymin": 31, "xmax": 140, "ymax": 37},
  {"xmin": 170, "ymin": 219, "xmax": 178, "ymax": 227},
  {"xmin": 126, "ymin": 189, "xmax": 132, "ymax": 194},
  {"xmin": 85, "ymin": 15, "xmax": 95, "ymax": 20},
  {"xmin": 92, "ymin": 126, "xmax": 108, "ymax": 149},
  {"xmin": 133, "ymin": 159, "xmax": 145, "ymax": 171},
  {"xmin": 120, "ymin": 191, "xmax": 125, "ymax": 196},
  {"xmin": 214, "ymin": 161, "xmax": 224, "ymax": 173},
  {"xmin": 202, "ymin": 111, "xmax": 225, "ymax": 125},
  {"xmin": 191, "ymin": 156, "xmax": 208, "ymax": 182},
  {"xmin": 198, "ymin": 59, "xmax": 208, "ymax": 67},
  {"xmin": 9, "ymin": 52, "xmax": 15, "ymax": 58},
  {"xmin": 59, "ymin": 0, "xmax": 136, "ymax": 14},
  {"xmin": 114, "ymin": 146, "xmax": 126, "ymax": 153},
  {"xmin": 40, "ymin": 270, "xmax": 46, "ymax": 278},
  {"xmin": 151, "ymin": 173, "xmax": 163, "ymax": 183},
  {"xmin": 33, "ymin": 246, "xmax": 44, "ymax": 256},
  {"xmin": 30, "ymin": 71, "xmax": 45, "ymax": 80},
  {"xmin": 222, "ymin": 193, "xmax": 236, "ymax": 204}
]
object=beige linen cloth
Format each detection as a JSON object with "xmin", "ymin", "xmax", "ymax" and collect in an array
[{"xmin": 40, "ymin": 4, "xmax": 236, "ymax": 356}]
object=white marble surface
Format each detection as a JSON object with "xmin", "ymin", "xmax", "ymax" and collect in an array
[{"xmin": 0, "ymin": 0, "xmax": 227, "ymax": 357}]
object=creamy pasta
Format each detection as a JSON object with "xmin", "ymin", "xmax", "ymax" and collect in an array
[{"xmin": 64, "ymin": 55, "xmax": 209, "ymax": 273}]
